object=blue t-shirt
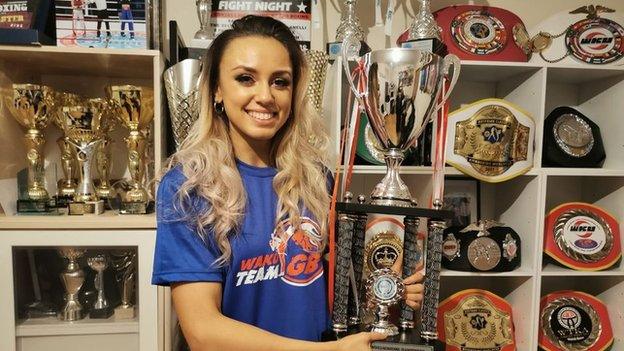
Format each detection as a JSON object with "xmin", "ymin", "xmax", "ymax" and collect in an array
[{"xmin": 151, "ymin": 161, "xmax": 329, "ymax": 341}]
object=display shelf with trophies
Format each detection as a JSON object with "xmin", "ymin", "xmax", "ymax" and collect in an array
[
  {"xmin": 0, "ymin": 231, "xmax": 157, "ymax": 351},
  {"xmin": 0, "ymin": 43, "xmax": 165, "ymax": 221}
]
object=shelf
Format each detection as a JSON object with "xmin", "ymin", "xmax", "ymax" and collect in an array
[
  {"xmin": 0, "ymin": 45, "xmax": 159, "ymax": 79},
  {"xmin": 16, "ymin": 316, "xmax": 138, "ymax": 337},
  {"xmin": 547, "ymin": 65, "xmax": 624, "ymax": 84},
  {"xmin": 542, "ymin": 168, "xmax": 624, "ymax": 176},
  {"xmin": 0, "ymin": 213, "xmax": 156, "ymax": 230},
  {"xmin": 441, "ymin": 267, "xmax": 535, "ymax": 277},
  {"xmin": 458, "ymin": 60, "xmax": 542, "ymax": 83},
  {"xmin": 541, "ymin": 263, "xmax": 624, "ymax": 276},
  {"xmin": 347, "ymin": 165, "xmax": 540, "ymax": 176}
]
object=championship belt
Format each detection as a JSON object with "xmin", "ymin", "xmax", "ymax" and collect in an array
[
  {"xmin": 442, "ymin": 220, "xmax": 521, "ymax": 272},
  {"xmin": 530, "ymin": 5, "xmax": 624, "ymax": 65},
  {"xmin": 542, "ymin": 107, "xmax": 606, "ymax": 168},
  {"xmin": 432, "ymin": 5, "xmax": 531, "ymax": 62},
  {"xmin": 438, "ymin": 289, "xmax": 516, "ymax": 351},
  {"xmin": 446, "ymin": 98, "xmax": 535, "ymax": 183},
  {"xmin": 356, "ymin": 113, "xmax": 385, "ymax": 165},
  {"xmin": 545, "ymin": 202, "xmax": 621, "ymax": 271},
  {"xmin": 539, "ymin": 290, "xmax": 614, "ymax": 351}
]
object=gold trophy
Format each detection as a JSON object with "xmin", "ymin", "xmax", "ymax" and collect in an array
[
  {"xmin": 52, "ymin": 92, "xmax": 83, "ymax": 207},
  {"xmin": 6, "ymin": 84, "xmax": 55, "ymax": 213},
  {"xmin": 94, "ymin": 101, "xmax": 116, "ymax": 206},
  {"xmin": 62, "ymin": 98, "xmax": 113, "ymax": 215},
  {"xmin": 108, "ymin": 85, "xmax": 154, "ymax": 214}
]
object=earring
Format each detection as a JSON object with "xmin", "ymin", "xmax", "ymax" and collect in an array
[{"xmin": 214, "ymin": 101, "xmax": 224, "ymax": 114}]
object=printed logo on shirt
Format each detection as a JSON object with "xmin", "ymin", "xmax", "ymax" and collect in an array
[{"xmin": 235, "ymin": 216, "xmax": 324, "ymax": 287}]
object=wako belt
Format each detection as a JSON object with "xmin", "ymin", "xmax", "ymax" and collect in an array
[
  {"xmin": 542, "ymin": 106, "xmax": 606, "ymax": 168},
  {"xmin": 545, "ymin": 202, "xmax": 621, "ymax": 271},
  {"xmin": 432, "ymin": 5, "xmax": 531, "ymax": 62},
  {"xmin": 442, "ymin": 220, "xmax": 521, "ymax": 272},
  {"xmin": 438, "ymin": 289, "xmax": 516, "ymax": 351},
  {"xmin": 446, "ymin": 98, "xmax": 535, "ymax": 183},
  {"xmin": 539, "ymin": 290, "xmax": 613, "ymax": 351}
]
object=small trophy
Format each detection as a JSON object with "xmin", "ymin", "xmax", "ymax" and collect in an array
[
  {"xmin": 191, "ymin": 0, "xmax": 213, "ymax": 48},
  {"xmin": 6, "ymin": 84, "xmax": 55, "ymax": 213},
  {"xmin": 62, "ymin": 98, "xmax": 112, "ymax": 215},
  {"xmin": 87, "ymin": 254, "xmax": 113, "ymax": 319},
  {"xmin": 52, "ymin": 92, "xmax": 83, "ymax": 208},
  {"xmin": 399, "ymin": 0, "xmax": 446, "ymax": 54},
  {"xmin": 322, "ymin": 36, "xmax": 460, "ymax": 350},
  {"xmin": 108, "ymin": 85, "xmax": 155, "ymax": 214},
  {"xmin": 111, "ymin": 249, "xmax": 137, "ymax": 319},
  {"xmin": 327, "ymin": 0, "xmax": 366, "ymax": 59},
  {"xmin": 58, "ymin": 247, "xmax": 87, "ymax": 321},
  {"xmin": 164, "ymin": 59, "xmax": 202, "ymax": 151}
]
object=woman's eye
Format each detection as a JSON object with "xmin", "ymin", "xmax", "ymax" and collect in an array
[
  {"xmin": 235, "ymin": 75, "xmax": 254, "ymax": 85},
  {"xmin": 273, "ymin": 78, "xmax": 291, "ymax": 88}
]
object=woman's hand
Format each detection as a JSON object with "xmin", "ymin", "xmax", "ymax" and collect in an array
[
  {"xmin": 403, "ymin": 271, "xmax": 424, "ymax": 309},
  {"xmin": 334, "ymin": 332, "xmax": 387, "ymax": 351}
]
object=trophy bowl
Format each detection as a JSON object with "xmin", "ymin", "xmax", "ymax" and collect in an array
[
  {"xmin": 163, "ymin": 59, "xmax": 202, "ymax": 151},
  {"xmin": 343, "ymin": 42, "xmax": 460, "ymax": 206}
]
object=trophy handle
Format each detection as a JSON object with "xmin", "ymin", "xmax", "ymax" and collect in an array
[
  {"xmin": 340, "ymin": 36, "xmax": 365, "ymax": 106},
  {"xmin": 432, "ymin": 54, "xmax": 461, "ymax": 114}
]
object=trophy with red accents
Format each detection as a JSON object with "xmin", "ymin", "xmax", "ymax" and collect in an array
[{"xmin": 544, "ymin": 202, "xmax": 621, "ymax": 271}]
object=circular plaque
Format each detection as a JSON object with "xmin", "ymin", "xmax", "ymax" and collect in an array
[
  {"xmin": 554, "ymin": 209, "xmax": 613, "ymax": 264},
  {"xmin": 566, "ymin": 17, "xmax": 624, "ymax": 64},
  {"xmin": 540, "ymin": 296, "xmax": 601, "ymax": 350},
  {"xmin": 467, "ymin": 236, "xmax": 501, "ymax": 271},
  {"xmin": 451, "ymin": 11, "xmax": 507, "ymax": 55},
  {"xmin": 553, "ymin": 113, "xmax": 594, "ymax": 158},
  {"xmin": 365, "ymin": 268, "xmax": 404, "ymax": 306}
]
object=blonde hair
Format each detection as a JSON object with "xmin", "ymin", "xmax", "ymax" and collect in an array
[{"xmin": 162, "ymin": 16, "xmax": 330, "ymax": 265}]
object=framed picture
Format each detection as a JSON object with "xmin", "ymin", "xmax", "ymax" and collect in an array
[{"xmin": 443, "ymin": 178, "xmax": 480, "ymax": 228}]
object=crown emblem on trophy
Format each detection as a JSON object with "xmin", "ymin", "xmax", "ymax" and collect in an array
[{"xmin": 374, "ymin": 247, "xmax": 399, "ymax": 268}]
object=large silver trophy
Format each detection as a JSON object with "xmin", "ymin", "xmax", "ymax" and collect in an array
[
  {"xmin": 194, "ymin": 0, "xmax": 212, "ymax": 40},
  {"xmin": 326, "ymin": 36, "xmax": 459, "ymax": 350},
  {"xmin": 342, "ymin": 40, "xmax": 459, "ymax": 207},
  {"xmin": 164, "ymin": 59, "xmax": 202, "ymax": 151}
]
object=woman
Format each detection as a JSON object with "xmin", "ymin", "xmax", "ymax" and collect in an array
[{"xmin": 152, "ymin": 15, "xmax": 424, "ymax": 350}]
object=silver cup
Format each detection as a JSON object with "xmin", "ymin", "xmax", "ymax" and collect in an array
[
  {"xmin": 342, "ymin": 38, "xmax": 460, "ymax": 207},
  {"xmin": 87, "ymin": 254, "xmax": 113, "ymax": 318},
  {"xmin": 194, "ymin": 0, "xmax": 212, "ymax": 40},
  {"xmin": 407, "ymin": 0, "xmax": 442, "ymax": 42},
  {"xmin": 335, "ymin": 0, "xmax": 365, "ymax": 42},
  {"xmin": 164, "ymin": 59, "xmax": 202, "ymax": 151}
]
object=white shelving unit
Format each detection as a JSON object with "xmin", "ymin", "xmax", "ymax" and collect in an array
[
  {"xmin": 0, "ymin": 45, "xmax": 165, "ymax": 351},
  {"xmin": 347, "ymin": 61, "xmax": 624, "ymax": 350}
]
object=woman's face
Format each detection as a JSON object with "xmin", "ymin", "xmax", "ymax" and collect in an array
[{"xmin": 215, "ymin": 36, "xmax": 293, "ymax": 147}]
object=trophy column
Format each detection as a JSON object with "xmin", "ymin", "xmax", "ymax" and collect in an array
[
  {"xmin": 400, "ymin": 215, "xmax": 421, "ymax": 328},
  {"xmin": 332, "ymin": 193, "xmax": 356, "ymax": 332},
  {"xmin": 420, "ymin": 219, "xmax": 446, "ymax": 341}
]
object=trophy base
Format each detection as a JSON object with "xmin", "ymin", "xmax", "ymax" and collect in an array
[
  {"xmin": 114, "ymin": 305, "xmax": 135, "ymax": 320},
  {"xmin": 90, "ymin": 306, "xmax": 114, "ymax": 319},
  {"xmin": 120, "ymin": 200, "xmax": 154, "ymax": 215},
  {"xmin": 68, "ymin": 200, "xmax": 105, "ymax": 215},
  {"xmin": 17, "ymin": 199, "xmax": 57, "ymax": 214},
  {"xmin": 54, "ymin": 194, "xmax": 73, "ymax": 209},
  {"xmin": 400, "ymin": 38, "xmax": 447, "ymax": 56},
  {"xmin": 25, "ymin": 300, "xmax": 57, "ymax": 319},
  {"xmin": 322, "ymin": 326, "xmax": 443, "ymax": 351}
]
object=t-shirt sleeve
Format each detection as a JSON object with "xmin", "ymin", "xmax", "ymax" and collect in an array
[{"xmin": 151, "ymin": 168, "xmax": 225, "ymax": 286}]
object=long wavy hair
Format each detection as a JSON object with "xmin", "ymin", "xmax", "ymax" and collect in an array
[{"xmin": 163, "ymin": 15, "xmax": 330, "ymax": 265}]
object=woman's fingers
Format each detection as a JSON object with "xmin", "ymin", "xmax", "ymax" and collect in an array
[
  {"xmin": 403, "ymin": 272, "xmax": 424, "ymax": 285},
  {"xmin": 404, "ymin": 283, "xmax": 424, "ymax": 294},
  {"xmin": 368, "ymin": 331, "xmax": 388, "ymax": 342}
]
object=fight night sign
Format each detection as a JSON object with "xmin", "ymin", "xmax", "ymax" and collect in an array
[{"xmin": 210, "ymin": 0, "xmax": 311, "ymax": 49}]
